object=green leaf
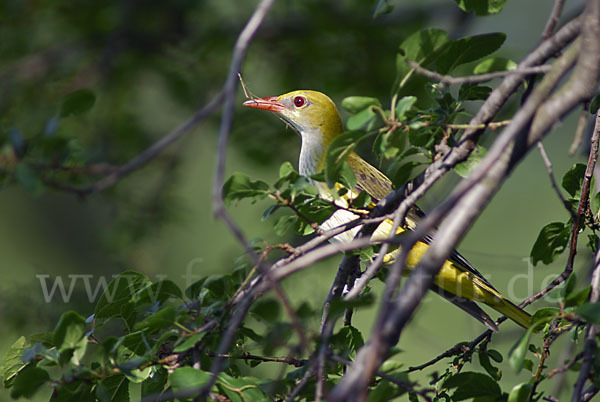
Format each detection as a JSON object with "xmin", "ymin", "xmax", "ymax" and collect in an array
[
  {"xmin": 8, "ymin": 129, "xmax": 26, "ymax": 158},
  {"xmin": 325, "ymin": 131, "xmax": 370, "ymax": 187},
  {"xmin": 10, "ymin": 366, "xmax": 50, "ymax": 399},
  {"xmin": 339, "ymin": 160, "xmax": 357, "ymax": 190},
  {"xmin": 478, "ymin": 350, "xmax": 501, "ymax": 380},
  {"xmin": 279, "ymin": 161, "xmax": 296, "ymax": 179},
  {"xmin": 562, "ymin": 163, "xmax": 586, "ymax": 197},
  {"xmin": 396, "ymin": 29, "xmax": 450, "ymax": 89},
  {"xmin": 222, "ymin": 173, "xmax": 270, "ymax": 206},
  {"xmin": 443, "ymin": 372, "xmax": 502, "ymax": 400},
  {"xmin": 507, "ymin": 382, "xmax": 532, "ymax": 402},
  {"xmin": 346, "ymin": 107, "xmax": 379, "ymax": 131},
  {"xmin": 373, "ymin": 0, "xmax": 394, "ymax": 17},
  {"xmin": 134, "ymin": 306, "xmax": 176, "ymax": 332},
  {"xmin": 436, "ymin": 33, "xmax": 506, "ymax": 74},
  {"xmin": 21, "ymin": 342, "xmax": 58, "ymax": 365},
  {"xmin": 562, "ymin": 272, "xmax": 577, "ymax": 299},
  {"xmin": 454, "ymin": 145, "xmax": 487, "ymax": 177},
  {"xmin": 120, "ymin": 358, "xmax": 151, "ymax": 383},
  {"xmin": 395, "ymin": 96, "xmax": 417, "ymax": 120},
  {"xmin": 173, "ymin": 333, "xmax": 203, "ymax": 353},
  {"xmin": 530, "ymin": 307, "xmax": 560, "ymax": 326},
  {"xmin": 390, "ymin": 161, "xmax": 421, "ymax": 188},
  {"xmin": 331, "ymin": 326, "xmax": 365, "ymax": 359},
  {"xmin": 60, "ymin": 88, "xmax": 96, "ymax": 117},
  {"xmin": 589, "ymin": 94, "xmax": 600, "ymax": 114},
  {"xmin": 329, "ymin": 293, "xmax": 374, "ymax": 318},
  {"xmin": 487, "ymin": 349, "xmax": 503, "ymax": 363},
  {"xmin": 454, "ymin": 0, "xmax": 507, "ymax": 15},
  {"xmin": 14, "ymin": 163, "xmax": 44, "ymax": 194},
  {"xmin": 170, "ymin": 367, "xmax": 212, "ymax": 392},
  {"xmin": 341, "ymin": 96, "xmax": 381, "ymax": 114},
  {"xmin": 217, "ymin": 373, "xmax": 266, "ymax": 402},
  {"xmin": 1, "ymin": 336, "xmax": 27, "ymax": 387},
  {"xmin": 96, "ymin": 374, "xmax": 129, "ymax": 402},
  {"xmin": 251, "ymin": 298, "xmax": 281, "ymax": 323},
  {"xmin": 530, "ymin": 222, "xmax": 570, "ymax": 266},
  {"xmin": 53, "ymin": 311, "xmax": 87, "ymax": 353},
  {"xmin": 576, "ymin": 303, "xmax": 600, "ymax": 324},
  {"xmin": 141, "ymin": 368, "xmax": 168, "ymax": 397},
  {"xmin": 136, "ymin": 280, "xmax": 182, "ymax": 305},
  {"xmin": 273, "ymin": 215, "xmax": 297, "ymax": 236},
  {"xmin": 458, "ymin": 83, "xmax": 492, "ymax": 101},
  {"xmin": 95, "ymin": 271, "xmax": 151, "ymax": 322},
  {"xmin": 185, "ymin": 277, "xmax": 208, "ymax": 300},
  {"xmin": 54, "ymin": 381, "xmax": 95, "ymax": 402},
  {"xmin": 112, "ymin": 331, "xmax": 147, "ymax": 356},
  {"xmin": 592, "ymin": 191, "xmax": 600, "ymax": 216},
  {"xmin": 473, "ymin": 57, "xmax": 517, "ymax": 74},
  {"xmin": 369, "ymin": 380, "xmax": 399, "ymax": 402},
  {"xmin": 377, "ymin": 128, "xmax": 407, "ymax": 159},
  {"xmin": 565, "ymin": 286, "xmax": 591, "ymax": 308},
  {"xmin": 351, "ymin": 190, "xmax": 372, "ymax": 209},
  {"xmin": 509, "ymin": 324, "xmax": 537, "ymax": 373}
]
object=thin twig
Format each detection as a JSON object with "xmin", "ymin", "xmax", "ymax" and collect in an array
[
  {"xmin": 285, "ymin": 363, "xmax": 316, "ymax": 402},
  {"xmin": 407, "ymin": 343, "xmax": 469, "ymax": 372},
  {"xmin": 57, "ymin": 92, "xmax": 224, "ymax": 197},
  {"xmin": 407, "ymin": 60, "xmax": 551, "ymax": 85},
  {"xmin": 547, "ymin": 352, "xmax": 584, "ymax": 379},
  {"xmin": 531, "ymin": 320, "xmax": 560, "ymax": 399},
  {"xmin": 445, "ymin": 120, "xmax": 511, "ymax": 130},
  {"xmin": 331, "ymin": 355, "xmax": 435, "ymax": 402},
  {"xmin": 151, "ymin": 1, "xmax": 276, "ymax": 400},
  {"xmin": 541, "ymin": 0, "xmax": 566, "ymax": 41},
  {"xmin": 206, "ymin": 351, "xmax": 306, "ymax": 367},
  {"xmin": 537, "ymin": 141, "xmax": 577, "ymax": 219},
  {"xmin": 523, "ymin": 107, "xmax": 600, "ymax": 307}
]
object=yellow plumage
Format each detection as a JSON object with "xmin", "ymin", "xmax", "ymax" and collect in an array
[{"xmin": 243, "ymin": 90, "xmax": 530, "ymax": 331}]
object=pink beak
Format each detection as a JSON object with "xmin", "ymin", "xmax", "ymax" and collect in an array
[{"xmin": 242, "ymin": 96, "xmax": 286, "ymax": 113}]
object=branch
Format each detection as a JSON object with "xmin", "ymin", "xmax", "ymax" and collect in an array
[
  {"xmin": 541, "ymin": 0, "xmax": 566, "ymax": 41},
  {"xmin": 203, "ymin": 0, "xmax": 277, "ymax": 396},
  {"xmin": 523, "ymin": 105, "xmax": 600, "ymax": 307},
  {"xmin": 55, "ymin": 92, "xmax": 225, "ymax": 197},
  {"xmin": 547, "ymin": 352, "xmax": 583, "ymax": 379},
  {"xmin": 330, "ymin": 14, "xmax": 590, "ymax": 400},
  {"xmin": 137, "ymin": 3, "xmax": 278, "ymax": 402},
  {"xmin": 407, "ymin": 61, "xmax": 551, "ymax": 85},
  {"xmin": 572, "ymin": 113, "xmax": 600, "ymax": 402}
]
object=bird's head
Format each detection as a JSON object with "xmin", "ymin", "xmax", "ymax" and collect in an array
[{"xmin": 243, "ymin": 90, "xmax": 344, "ymax": 146}]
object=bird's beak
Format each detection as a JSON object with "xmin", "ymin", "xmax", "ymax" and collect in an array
[{"xmin": 242, "ymin": 96, "xmax": 286, "ymax": 113}]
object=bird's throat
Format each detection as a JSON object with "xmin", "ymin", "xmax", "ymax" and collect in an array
[{"xmin": 298, "ymin": 128, "xmax": 328, "ymax": 176}]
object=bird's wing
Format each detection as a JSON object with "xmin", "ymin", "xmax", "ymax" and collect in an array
[
  {"xmin": 346, "ymin": 152, "xmax": 497, "ymax": 290},
  {"xmin": 430, "ymin": 284, "xmax": 499, "ymax": 332},
  {"xmin": 348, "ymin": 153, "xmax": 393, "ymax": 202}
]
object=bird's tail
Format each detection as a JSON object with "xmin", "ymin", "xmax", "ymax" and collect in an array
[{"xmin": 490, "ymin": 298, "xmax": 531, "ymax": 329}]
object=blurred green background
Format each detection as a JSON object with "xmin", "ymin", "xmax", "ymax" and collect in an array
[{"xmin": 0, "ymin": 0, "xmax": 589, "ymax": 400}]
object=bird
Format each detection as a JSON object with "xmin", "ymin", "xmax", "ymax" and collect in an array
[{"xmin": 242, "ymin": 89, "xmax": 531, "ymax": 331}]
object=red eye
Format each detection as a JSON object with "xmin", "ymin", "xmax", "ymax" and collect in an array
[{"xmin": 293, "ymin": 96, "xmax": 306, "ymax": 107}]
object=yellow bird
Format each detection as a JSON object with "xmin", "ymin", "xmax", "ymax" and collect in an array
[{"xmin": 243, "ymin": 90, "xmax": 530, "ymax": 331}]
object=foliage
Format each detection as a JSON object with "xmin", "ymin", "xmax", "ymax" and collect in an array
[{"xmin": 2, "ymin": 0, "xmax": 600, "ymax": 401}]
